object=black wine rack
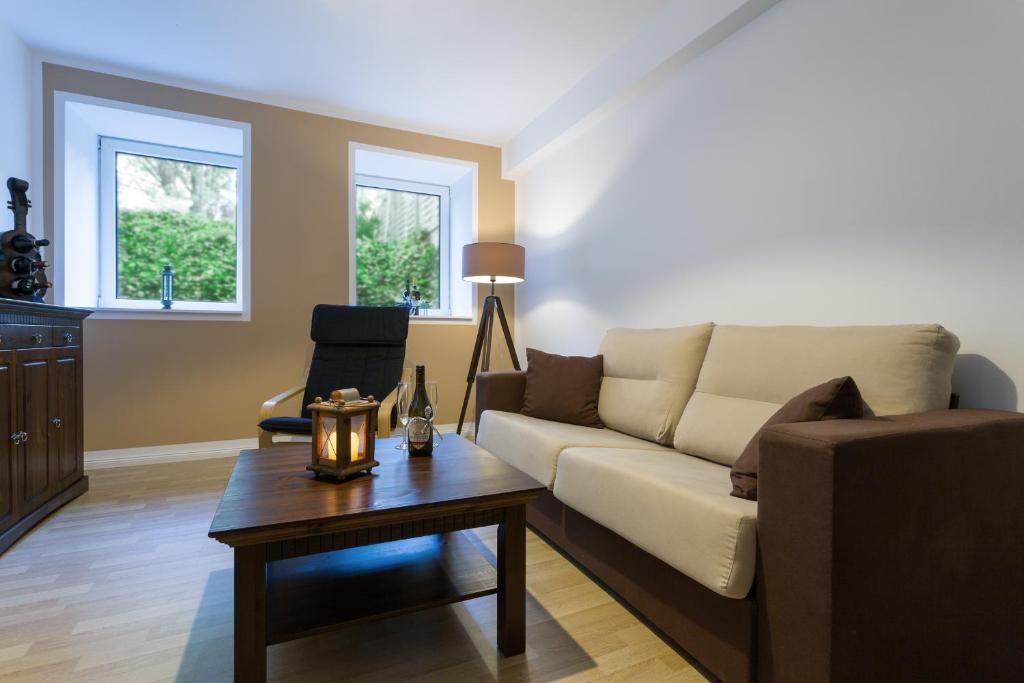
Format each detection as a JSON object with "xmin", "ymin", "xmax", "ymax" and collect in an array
[{"xmin": 1, "ymin": 177, "xmax": 51, "ymax": 302}]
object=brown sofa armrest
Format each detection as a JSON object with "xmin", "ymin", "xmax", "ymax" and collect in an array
[
  {"xmin": 474, "ymin": 371, "xmax": 526, "ymax": 432},
  {"xmin": 757, "ymin": 409, "xmax": 1024, "ymax": 682}
]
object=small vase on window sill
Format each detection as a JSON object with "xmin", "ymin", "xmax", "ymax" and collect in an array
[
  {"xmin": 401, "ymin": 279, "xmax": 429, "ymax": 316},
  {"xmin": 161, "ymin": 265, "xmax": 175, "ymax": 310}
]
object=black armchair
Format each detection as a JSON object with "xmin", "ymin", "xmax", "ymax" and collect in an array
[{"xmin": 257, "ymin": 305, "xmax": 410, "ymax": 447}]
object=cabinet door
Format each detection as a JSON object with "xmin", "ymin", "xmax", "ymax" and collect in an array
[
  {"xmin": 51, "ymin": 349, "xmax": 82, "ymax": 489},
  {"xmin": 16, "ymin": 349, "xmax": 51, "ymax": 511},
  {"xmin": 0, "ymin": 351, "xmax": 16, "ymax": 534}
]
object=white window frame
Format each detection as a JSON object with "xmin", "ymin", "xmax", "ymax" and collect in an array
[
  {"xmin": 354, "ymin": 174, "xmax": 451, "ymax": 315},
  {"xmin": 98, "ymin": 136, "xmax": 245, "ymax": 312}
]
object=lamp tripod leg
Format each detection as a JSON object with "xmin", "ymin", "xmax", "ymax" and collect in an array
[
  {"xmin": 482, "ymin": 297, "xmax": 495, "ymax": 372},
  {"xmin": 457, "ymin": 296, "xmax": 494, "ymax": 435},
  {"xmin": 457, "ymin": 295, "xmax": 521, "ymax": 437},
  {"xmin": 492, "ymin": 295, "xmax": 520, "ymax": 371}
]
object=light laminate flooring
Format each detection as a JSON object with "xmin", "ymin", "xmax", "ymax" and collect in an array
[{"xmin": 0, "ymin": 458, "xmax": 706, "ymax": 682}]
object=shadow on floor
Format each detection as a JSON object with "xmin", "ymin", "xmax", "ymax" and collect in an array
[{"xmin": 176, "ymin": 538, "xmax": 596, "ymax": 682}]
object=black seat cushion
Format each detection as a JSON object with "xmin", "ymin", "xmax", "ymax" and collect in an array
[{"xmin": 258, "ymin": 416, "xmax": 312, "ymax": 434}]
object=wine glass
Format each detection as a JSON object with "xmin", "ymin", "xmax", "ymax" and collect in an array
[
  {"xmin": 426, "ymin": 381, "xmax": 441, "ymax": 446},
  {"xmin": 394, "ymin": 382, "xmax": 410, "ymax": 450}
]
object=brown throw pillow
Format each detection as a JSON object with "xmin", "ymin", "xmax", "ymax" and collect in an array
[
  {"xmin": 520, "ymin": 348, "xmax": 604, "ymax": 428},
  {"xmin": 730, "ymin": 376, "xmax": 863, "ymax": 501}
]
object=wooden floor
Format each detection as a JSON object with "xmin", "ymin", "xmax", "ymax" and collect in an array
[{"xmin": 0, "ymin": 458, "xmax": 706, "ymax": 682}]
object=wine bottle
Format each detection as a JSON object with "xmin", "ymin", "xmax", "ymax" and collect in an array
[
  {"xmin": 10, "ymin": 277, "xmax": 36, "ymax": 295},
  {"xmin": 10, "ymin": 235, "xmax": 49, "ymax": 254},
  {"xmin": 407, "ymin": 365, "xmax": 434, "ymax": 456},
  {"xmin": 10, "ymin": 256, "xmax": 33, "ymax": 274}
]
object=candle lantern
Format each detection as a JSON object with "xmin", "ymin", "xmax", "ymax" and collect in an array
[{"xmin": 307, "ymin": 389, "xmax": 380, "ymax": 480}]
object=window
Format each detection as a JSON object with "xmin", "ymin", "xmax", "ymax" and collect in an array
[
  {"xmin": 354, "ymin": 175, "xmax": 450, "ymax": 312},
  {"xmin": 56, "ymin": 92, "xmax": 250, "ymax": 319},
  {"xmin": 350, "ymin": 144, "xmax": 476, "ymax": 320},
  {"xmin": 99, "ymin": 137, "xmax": 243, "ymax": 312}
]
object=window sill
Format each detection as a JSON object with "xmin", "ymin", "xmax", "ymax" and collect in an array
[
  {"xmin": 87, "ymin": 307, "xmax": 250, "ymax": 322},
  {"xmin": 408, "ymin": 315, "xmax": 476, "ymax": 326}
]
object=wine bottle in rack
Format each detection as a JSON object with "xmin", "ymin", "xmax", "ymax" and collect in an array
[
  {"xmin": 10, "ymin": 277, "xmax": 36, "ymax": 295},
  {"xmin": 407, "ymin": 365, "xmax": 434, "ymax": 456},
  {"xmin": 9, "ymin": 234, "xmax": 49, "ymax": 253},
  {"xmin": 10, "ymin": 256, "xmax": 33, "ymax": 275}
]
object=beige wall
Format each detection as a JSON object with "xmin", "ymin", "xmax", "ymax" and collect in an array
[{"xmin": 43, "ymin": 64, "xmax": 516, "ymax": 451}]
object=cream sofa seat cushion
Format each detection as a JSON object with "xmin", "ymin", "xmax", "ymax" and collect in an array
[
  {"xmin": 598, "ymin": 323, "xmax": 714, "ymax": 445},
  {"xmin": 674, "ymin": 324, "xmax": 960, "ymax": 465},
  {"xmin": 553, "ymin": 447, "xmax": 757, "ymax": 599},
  {"xmin": 476, "ymin": 410, "xmax": 669, "ymax": 489}
]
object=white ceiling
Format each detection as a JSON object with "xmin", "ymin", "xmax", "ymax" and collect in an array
[{"xmin": 8, "ymin": 0, "xmax": 669, "ymax": 145}]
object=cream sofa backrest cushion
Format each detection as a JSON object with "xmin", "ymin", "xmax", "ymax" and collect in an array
[
  {"xmin": 674, "ymin": 324, "xmax": 960, "ymax": 465},
  {"xmin": 598, "ymin": 323, "xmax": 714, "ymax": 444}
]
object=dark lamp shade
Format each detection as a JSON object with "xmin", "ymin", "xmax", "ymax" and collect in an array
[{"xmin": 462, "ymin": 242, "xmax": 525, "ymax": 284}]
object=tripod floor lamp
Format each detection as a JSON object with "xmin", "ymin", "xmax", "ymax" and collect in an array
[{"xmin": 456, "ymin": 242, "xmax": 525, "ymax": 435}]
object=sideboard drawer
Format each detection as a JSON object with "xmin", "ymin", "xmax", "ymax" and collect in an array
[
  {"xmin": 0, "ymin": 324, "xmax": 51, "ymax": 349},
  {"xmin": 52, "ymin": 327, "xmax": 80, "ymax": 347},
  {"xmin": 0, "ymin": 324, "xmax": 23, "ymax": 349}
]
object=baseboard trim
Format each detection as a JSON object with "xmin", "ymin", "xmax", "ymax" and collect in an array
[
  {"xmin": 85, "ymin": 438, "xmax": 259, "ymax": 470},
  {"xmin": 85, "ymin": 423, "xmax": 473, "ymax": 470}
]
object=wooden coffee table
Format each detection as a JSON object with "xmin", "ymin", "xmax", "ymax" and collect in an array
[{"xmin": 208, "ymin": 434, "xmax": 544, "ymax": 682}]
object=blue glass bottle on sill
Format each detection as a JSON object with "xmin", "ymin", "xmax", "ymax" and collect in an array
[{"xmin": 161, "ymin": 264, "xmax": 174, "ymax": 310}]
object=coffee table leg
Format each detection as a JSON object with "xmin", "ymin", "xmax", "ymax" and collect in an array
[
  {"xmin": 234, "ymin": 544, "xmax": 267, "ymax": 682},
  {"xmin": 497, "ymin": 504, "xmax": 526, "ymax": 656}
]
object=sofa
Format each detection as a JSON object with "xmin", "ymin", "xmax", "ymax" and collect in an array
[{"xmin": 474, "ymin": 323, "xmax": 1024, "ymax": 682}]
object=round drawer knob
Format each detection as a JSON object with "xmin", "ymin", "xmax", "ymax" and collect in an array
[
  {"xmin": 31, "ymin": 333, "xmax": 43, "ymax": 344},
  {"xmin": 51, "ymin": 417, "xmax": 63, "ymax": 429}
]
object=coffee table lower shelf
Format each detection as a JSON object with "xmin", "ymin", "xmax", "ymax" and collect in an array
[{"xmin": 266, "ymin": 531, "xmax": 498, "ymax": 645}]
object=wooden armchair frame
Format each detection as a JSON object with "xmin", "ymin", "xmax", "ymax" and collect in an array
[{"xmin": 258, "ymin": 367, "xmax": 411, "ymax": 448}]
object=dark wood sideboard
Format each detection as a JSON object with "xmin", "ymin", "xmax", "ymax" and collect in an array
[{"xmin": 0, "ymin": 300, "xmax": 91, "ymax": 554}]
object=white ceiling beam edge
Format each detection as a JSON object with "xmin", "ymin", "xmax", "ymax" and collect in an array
[{"xmin": 501, "ymin": 0, "xmax": 782, "ymax": 180}]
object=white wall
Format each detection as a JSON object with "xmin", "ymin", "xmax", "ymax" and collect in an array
[
  {"xmin": 62, "ymin": 104, "xmax": 100, "ymax": 304},
  {"xmin": 0, "ymin": 20, "xmax": 31, "ymax": 183},
  {"xmin": 516, "ymin": 0, "xmax": 1024, "ymax": 410}
]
